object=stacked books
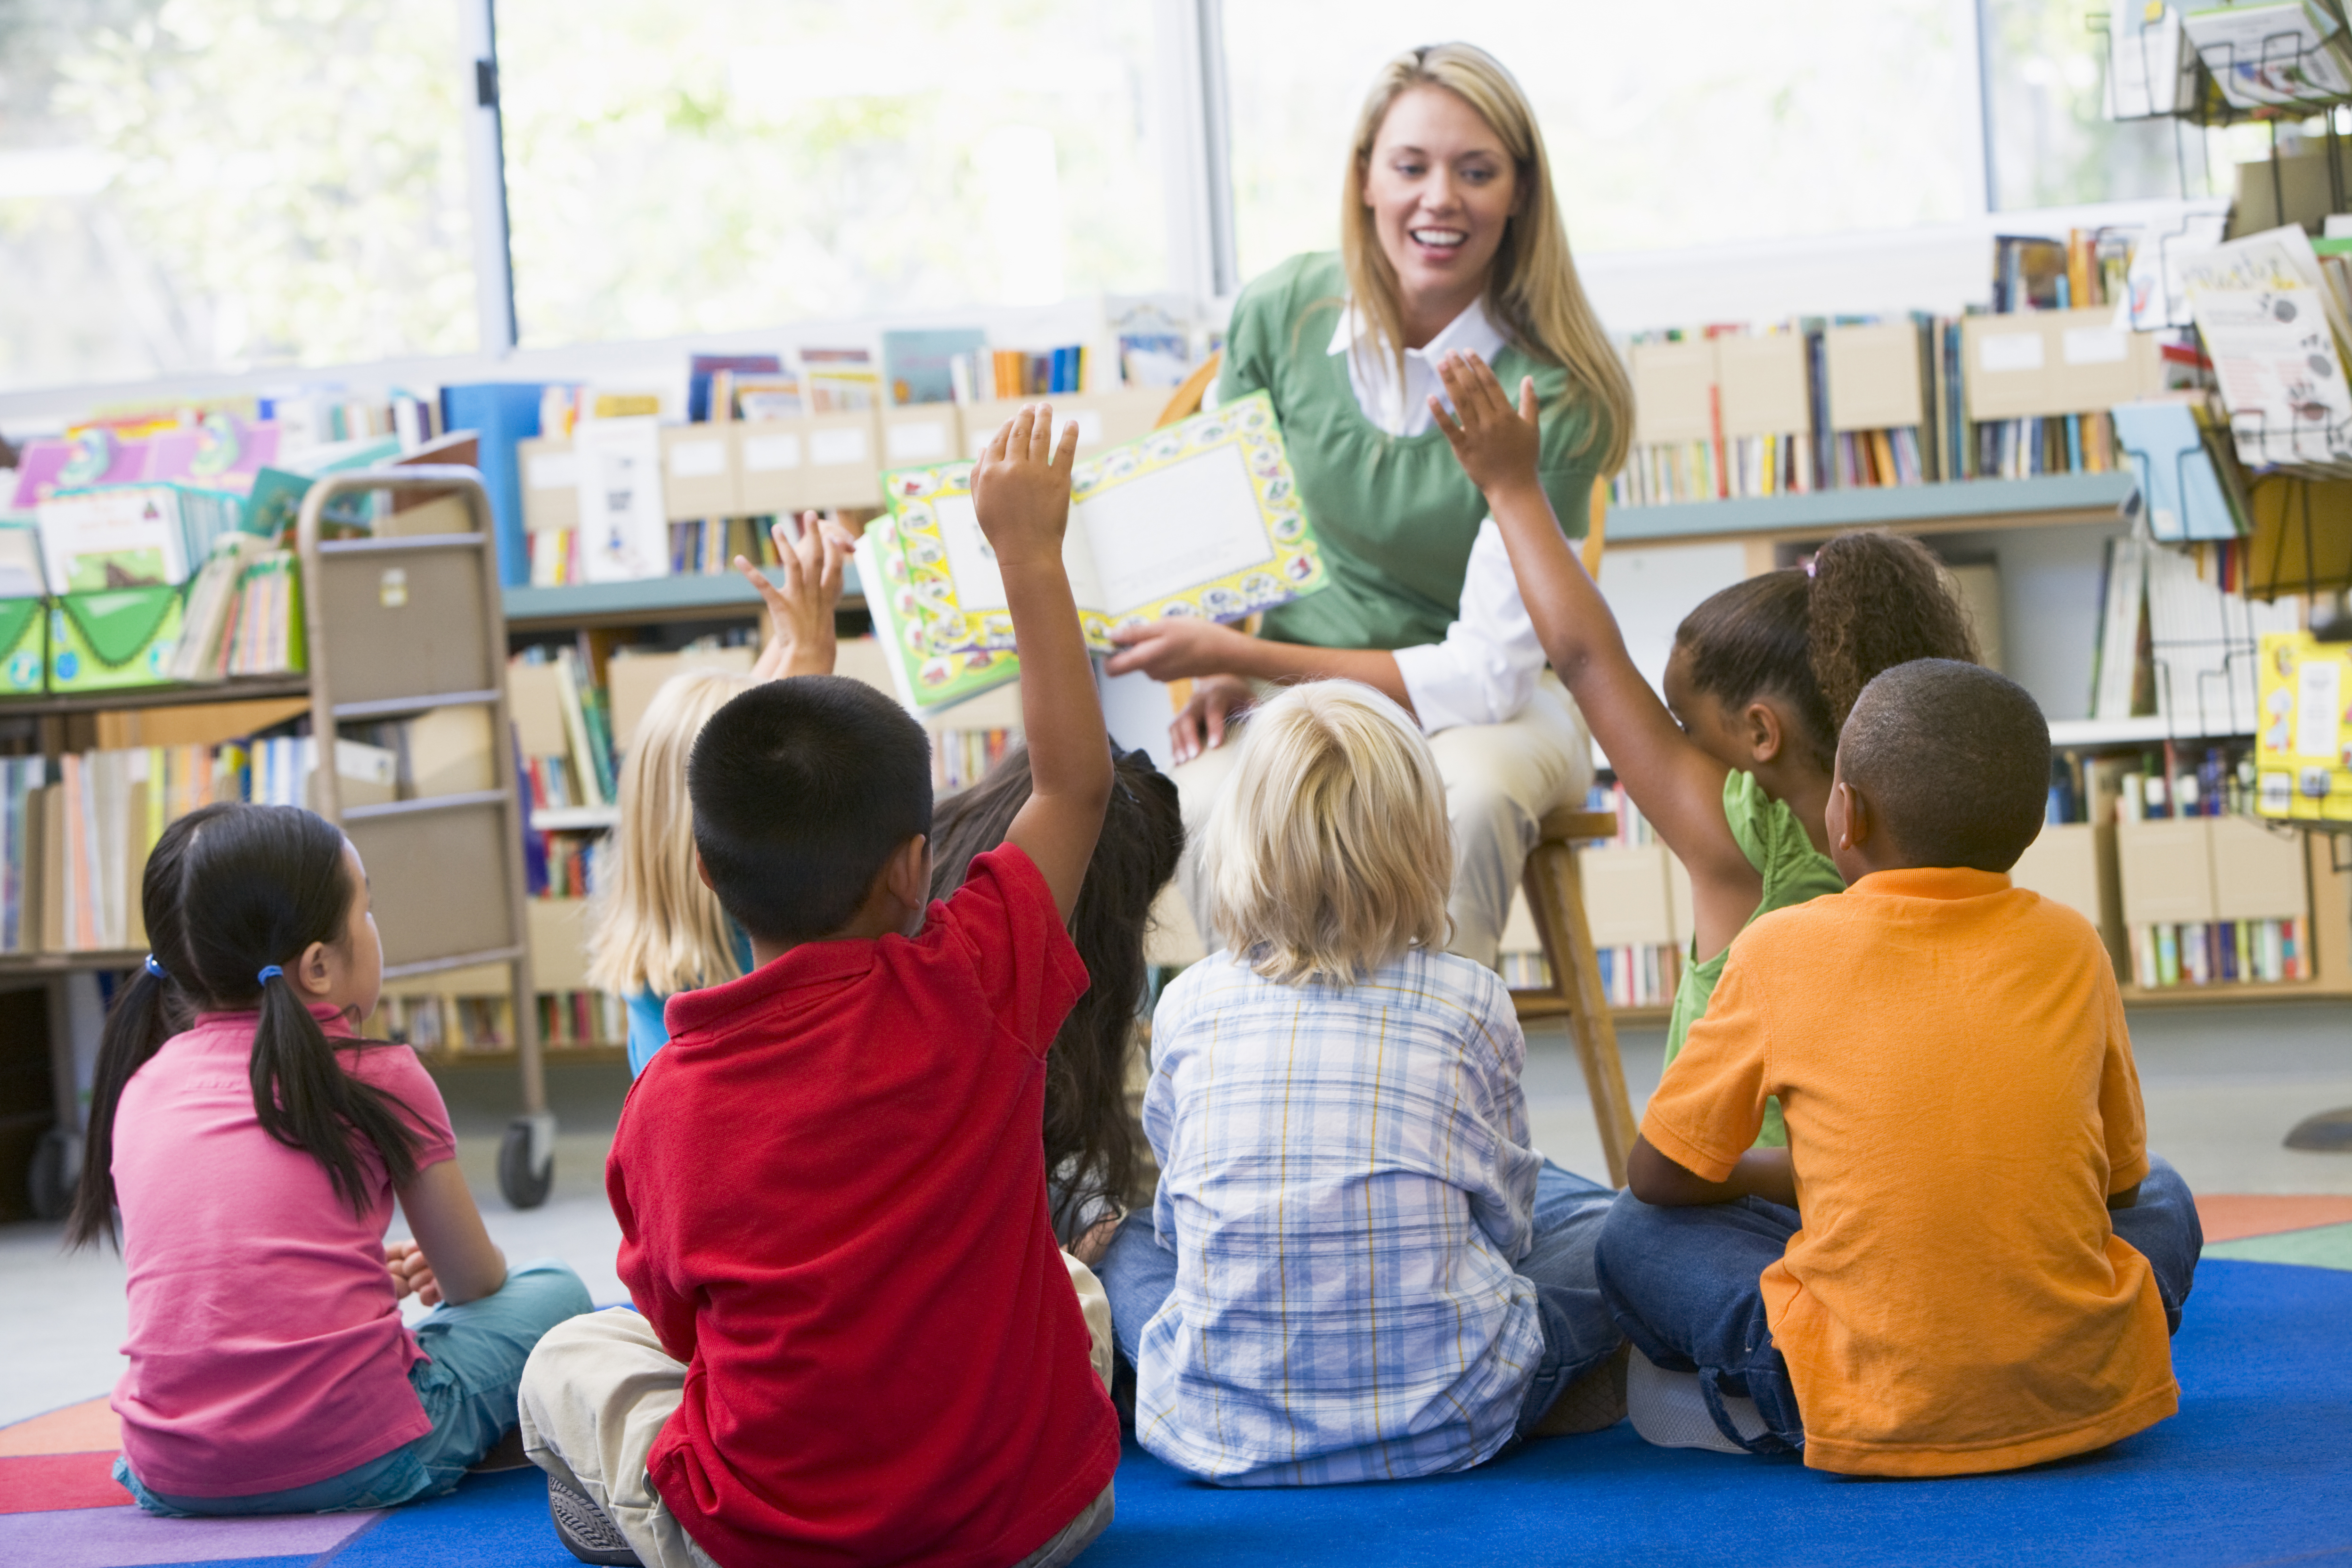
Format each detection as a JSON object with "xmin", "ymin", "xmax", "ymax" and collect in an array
[
  {"xmin": 508, "ymin": 646, "xmax": 617, "ymax": 812},
  {"xmin": 936, "ymin": 725, "xmax": 1019, "ymax": 795}
]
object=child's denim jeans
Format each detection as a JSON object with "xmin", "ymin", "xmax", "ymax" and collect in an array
[
  {"xmin": 1592, "ymin": 1155, "xmax": 2203, "ymax": 1455},
  {"xmin": 1101, "ymin": 1160, "xmax": 1624, "ymax": 1440},
  {"xmin": 116, "ymin": 1258, "xmax": 591, "ymax": 1516}
]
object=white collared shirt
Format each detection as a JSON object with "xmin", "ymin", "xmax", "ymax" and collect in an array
[{"xmin": 1328, "ymin": 299, "xmax": 1547, "ymax": 733}]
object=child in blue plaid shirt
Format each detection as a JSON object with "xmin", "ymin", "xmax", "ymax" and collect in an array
[{"xmin": 1097, "ymin": 680, "xmax": 1625, "ymax": 1486}]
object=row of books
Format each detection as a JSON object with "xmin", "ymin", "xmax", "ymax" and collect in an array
[
  {"xmin": 1610, "ymin": 221, "xmax": 2187, "ymax": 508},
  {"xmin": 2116, "ymin": 757, "xmax": 2306, "ymax": 989},
  {"xmin": 509, "ymin": 645, "xmax": 618, "ymax": 813},
  {"xmin": 167, "ymin": 540, "xmax": 305, "ymax": 682},
  {"xmin": 936, "ymin": 725, "xmax": 1019, "ymax": 795},
  {"xmin": 373, "ymin": 993, "xmax": 515, "ymax": 1054},
  {"xmin": 2088, "ymin": 533, "xmax": 2301, "ymax": 726},
  {"xmin": 949, "ymin": 346, "xmax": 1091, "ymax": 404},
  {"xmin": 0, "ymin": 734, "xmax": 408, "ymax": 953}
]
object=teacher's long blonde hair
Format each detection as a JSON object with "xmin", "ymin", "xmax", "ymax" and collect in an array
[{"xmin": 1341, "ymin": 42, "xmax": 1632, "ymax": 476}]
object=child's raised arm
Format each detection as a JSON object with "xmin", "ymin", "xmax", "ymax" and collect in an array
[
  {"xmin": 1430, "ymin": 351, "xmax": 1762, "ymax": 958},
  {"xmin": 738, "ymin": 512, "xmax": 856, "ymax": 679},
  {"xmin": 969, "ymin": 404, "xmax": 1113, "ymax": 923}
]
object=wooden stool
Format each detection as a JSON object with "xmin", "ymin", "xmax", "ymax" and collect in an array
[
  {"xmin": 1152, "ymin": 353, "xmax": 1641, "ymax": 1185},
  {"xmin": 1510, "ymin": 808, "xmax": 1642, "ymax": 1188}
]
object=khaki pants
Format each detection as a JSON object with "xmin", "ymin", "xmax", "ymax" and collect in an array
[
  {"xmin": 1164, "ymin": 675, "xmax": 1592, "ymax": 970},
  {"xmin": 516, "ymin": 1255, "xmax": 1118, "ymax": 1568}
]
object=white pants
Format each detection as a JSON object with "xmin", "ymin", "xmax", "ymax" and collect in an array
[
  {"xmin": 1164, "ymin": 675, "xmax": 1592, "ymax": 971},
  {"xmin": 516, "ymin": 1256, "xmax": 1117, "ymax": 1568}
]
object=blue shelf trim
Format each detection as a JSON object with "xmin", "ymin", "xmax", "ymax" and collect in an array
[
  {"xmin": 504, "ymin": 562, "xmax": 866, "ymax": 625},
  {"xmin": 1606, "ymin": 472, "xmax": 2136, "ymax": 543}
]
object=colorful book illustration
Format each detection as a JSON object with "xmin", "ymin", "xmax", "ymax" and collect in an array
[
  {"xmin": 855, "ymin": 517, "xmax": 1021, "ymax": 718},
  {"xmin": 877, "ymin": 391, "xmax": 1326, "ymax": 656},
  {"xmin": 34, "ymin": 483, "xmax": 245, "ymax": 593}
]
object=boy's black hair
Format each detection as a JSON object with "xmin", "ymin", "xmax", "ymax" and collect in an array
[
  {"xmin": 689, "ymin": 676, "xmax": 933, "ymax": 944},
  {"xmin": 1838, "ymin": 659, "xmax": 2050, "ymax": 874}
]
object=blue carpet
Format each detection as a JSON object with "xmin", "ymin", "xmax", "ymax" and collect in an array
[{"xmin": 294, "ymin": 1259, "xmax": 2351, "ymax": 1568}]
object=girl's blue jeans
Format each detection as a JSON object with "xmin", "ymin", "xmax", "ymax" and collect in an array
[{"xmin": 116, "ymin": 1258, "xmax": 591, "ymax": 1516}]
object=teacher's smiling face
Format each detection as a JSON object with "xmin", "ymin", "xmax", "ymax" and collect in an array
[{"xmin": 1360, "ymin": 84, "xmax": 1523, "ymax": 344}]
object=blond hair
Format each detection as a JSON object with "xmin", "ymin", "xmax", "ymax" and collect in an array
[
  {"xmin": 1340, "ymin": 41, "xmax": 1633, "ymax": 475},
  {"xmin": 588, "ymin": 668, "xmax": 756, "ymax": 997},
  {"xmin": 1204, "ymin": 682, "xmax": 1453, "ymax": 986}
]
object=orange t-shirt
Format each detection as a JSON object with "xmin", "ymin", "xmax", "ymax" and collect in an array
[{"xmin": 1642, "ymin": 866, "xmax": 2178, "ymax": 1477}]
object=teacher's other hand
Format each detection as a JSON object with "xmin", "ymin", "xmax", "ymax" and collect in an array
[
  {"xmin": 1168, "ymin": 675, "xmax": 1255, "ymax": 764},
  {"xmin": 1103, "ymin": 616, "xmax": 1254, "ymax": 682}
]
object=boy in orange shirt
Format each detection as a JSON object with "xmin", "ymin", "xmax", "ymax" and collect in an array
[{"xmin": 1595, "ymin": 659, "xmax": 2201, "ymax": 1476}]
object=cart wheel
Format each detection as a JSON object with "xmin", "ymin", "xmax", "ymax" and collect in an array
[
  {"xmin": 498, "ymin": 1120, "xmax": 554, "ymax": 1210},
  {"xmin": 27, "ymin": 1128, "xmax": 74, "ymax": 1222}
]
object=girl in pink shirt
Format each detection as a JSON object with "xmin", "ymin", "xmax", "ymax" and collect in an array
[{"xmin": 68, "ymin": 802, "xmax": 589, "ymax": 1516}]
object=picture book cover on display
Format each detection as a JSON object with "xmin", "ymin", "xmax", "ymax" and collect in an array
[{"xmin": 876, "ymin": 390, "xmax": 1326, "ymax": 656}]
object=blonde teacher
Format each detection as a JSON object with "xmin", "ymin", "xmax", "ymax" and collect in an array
[{"xmin": 1104, "ymin": 41, "xmax": 1633, "ymax": 966}]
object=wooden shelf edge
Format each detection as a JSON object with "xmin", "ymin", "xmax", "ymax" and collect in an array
[
  {"xmin": 1606, "ymin": 472, "xmax": 2133, "ymax": 547},
  {"xmin": 504, "ymin": 562, "xmax": 868, "ymax": 629},
  {"xmin": 2118, "ymin": 982, "xmax": 2352, "ymax": 1008},
  {"xmin": 0, "ymin": 677, "xmax": 312, "ymax": 720}
]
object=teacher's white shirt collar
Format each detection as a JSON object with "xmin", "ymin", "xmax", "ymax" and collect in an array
[{"xmin": 1328, "ymin": 296, "xmax": 1509, "ymax": 438}]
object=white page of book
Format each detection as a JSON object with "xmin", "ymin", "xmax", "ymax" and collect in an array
[
  {"xmin": 921, "ymin": 490, "xmax": 1119, "ymax": 619},
  {"xmin": 575, "ymin": 417, "xmax": 670, "ymax": 583},
  {"xmin": 1073, "ymin": 441, "xmax": 1277, "ymax": 619}
]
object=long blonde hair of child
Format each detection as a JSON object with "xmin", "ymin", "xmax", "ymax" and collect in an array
[
  {"xmin": 1339, "ymin": 41, "xmax": 1633, "ymax": 474},
  {"xmin": 1204, "ymin": 681, "xmax": 1453, "ymax": 986},
  {"xmin": 588, "ymin": 669, "xmax": 755, "ymax": 998}
]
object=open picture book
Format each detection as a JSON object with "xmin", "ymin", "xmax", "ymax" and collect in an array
[{"xmin": 875, "ymin": 391, "xmax": 1327, "ymax": 662}]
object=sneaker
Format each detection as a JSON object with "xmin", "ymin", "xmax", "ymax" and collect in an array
[
  {"xmin": 1528, "ymin": 1341, "xmax": 1630, "ymax": 1436},
  {"xmin": 1625, "ymin": 1347, "xmax": 1768, "ymax": 1454},
  {"xmin": 547, "ymin": 1473, "xmax": 643, "ymax": 1567}
]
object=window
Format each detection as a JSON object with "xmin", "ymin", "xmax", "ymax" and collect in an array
[
  {"xmin": 1219, "ymin": 1, "xmax": 1982, "ymax": 286},
  {"xmin": 1979, "ymin": 0, "xmax": 2219, "ymax": 209},
  {"xmin": 496, "ymin": 0, "xmax": 1170, "ymax": 348},
  {"xmin": 0, "ymin": 0, "xmax": 478, "ymax": 393}
]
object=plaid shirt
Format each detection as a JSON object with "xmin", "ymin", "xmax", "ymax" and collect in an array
[{"xmin": 1133, "ymin": 947, "xmax": 1544, "ymax": 1485}]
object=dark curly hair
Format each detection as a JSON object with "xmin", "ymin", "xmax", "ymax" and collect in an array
[
  {"xmin": 929, "ymin": 743, "xmax": 1184, "ymax": 1246},
  {"xmin": 1673, "ymin": 530, "xmax": 1980, "ymax": 773}
]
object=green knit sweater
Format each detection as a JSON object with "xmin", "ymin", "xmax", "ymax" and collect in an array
[{"xmin": 1218, "ymin": 252, "xmax": 1605, "ymax": 652}]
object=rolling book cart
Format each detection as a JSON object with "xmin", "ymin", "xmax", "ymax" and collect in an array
[{"xmin": 296, "ymin": 468, "xmax": 554, "ymax": 1208}]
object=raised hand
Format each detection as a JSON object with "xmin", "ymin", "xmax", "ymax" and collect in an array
[
  {"xmin": 1430, "ymin": 351, "xmax": 1543, "ymax": 500},
  {"xmin": 742, "ymin": 512, "xmax": 855, "ymax": 679},
  {"xmin": 970, "ymin": 402, "xmax": 1080, "ymax": 570}
]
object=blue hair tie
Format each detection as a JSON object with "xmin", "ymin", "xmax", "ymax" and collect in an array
[
  {"xmin": 256, "ymin": 964, "xmax": 285, "ymax": 987},
  {"xmin": 143, "ymin": 954, "xmax": 169, "ymax": 981}
]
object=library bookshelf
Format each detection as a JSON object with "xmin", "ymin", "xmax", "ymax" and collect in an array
[
  {"xmin": 1595, "ymin": 473, "xmax": 2352, "ymax": 1017},
  {"xmin": 1, "ymin": 469, "xmax": 562, "ymax": 1215}
]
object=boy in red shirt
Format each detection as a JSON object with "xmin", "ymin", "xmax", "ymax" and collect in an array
[{"xmin": 518, "ymin": 405, "xmax": 1119, "ymax": 1568}]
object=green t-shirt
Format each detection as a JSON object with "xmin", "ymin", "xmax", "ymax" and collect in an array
[
  {"xmin": 1217, "ymin": 252, "xmax": 1607, "ymax": 652},
  {"xmin": 1660, "ymin": 770, "xmax": 1846, "ymax": 1148}
]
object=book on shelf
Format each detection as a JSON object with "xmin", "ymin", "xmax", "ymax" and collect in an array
[
  {"xmin": 508, "ymin": 646, "xmax": 616, "ymax": 812},
  {"xmin": 688, "ymin": 353, "xmax": 783, "ymax": 424},
  {"xmin": 2254, "ymin": 629, "xmax": 2352, "ymax": 821},
  {"xmin": 2089, "ymin": 533, "xmax": 2301, "ymax": 724},
  {"xmin": 882, "ymin": 329, "xmax": 988, "ymax": 407},
  {"xmin": 875, "ymin": 391, "xmax": 1327, "ymax": 657}
]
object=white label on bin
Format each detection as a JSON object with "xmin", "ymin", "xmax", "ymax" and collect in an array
[
  {"xmin": 1071, "ymin": 409, "xmax": 1104, "ymax": 446},
  {"xmin": 811, "ymin": 427, "xmax": 869, "ymax": 466},
  {"xmin": 886, "ymin": 420, "xmax": 949, "ymax": 461},
  {"xmin": 1978, "ymin": 333, "xmax": 2043, "ymax": 373},
  {"xmin": 2062, "ymin": 327, "xmax": 2130, "ymax": 365},
  {"xmin": 742, "ymin": 433, "xmax": 801, "ymax": 471},
  {"xmin": 668, "ymin": 439, "xmax": 727, "ymax": 478},
  {"xmin": 526, "ymin": 452, "xmax": 580, "ymax": 490}
]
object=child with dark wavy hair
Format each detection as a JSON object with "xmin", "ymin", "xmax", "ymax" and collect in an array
[
  {"xmin": 1430, "ymin": 351, "xmax": 1981, "ymax": 1145},
  {"xmin": 929, "ymin": 743, "xmax": 1184, "ymax": 1263},
  {"xmin": 69, "ymin": 802, "xmax": 588, "ymax": 1516}
]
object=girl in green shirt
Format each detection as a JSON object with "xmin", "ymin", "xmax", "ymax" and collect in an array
[{"xmin": 1429, "ymin": 352, "xmax": 1980, "ymax": 1144}]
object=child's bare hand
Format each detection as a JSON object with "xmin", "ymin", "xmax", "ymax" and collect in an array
[
  {"xmin": 385, "ymin": 1240, "xmax": 444, "ymax": 1307},
  {"xmin": 743, "ymin": 512, "xmax": 853, "ymax": 680},
  {"xmin": 970, "ymin": 403, "xmax": 1078, "ymax": 570},
  {"xmin": 1431, "ymin": 351, "xmax": 1543, "ymax": 500}
]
